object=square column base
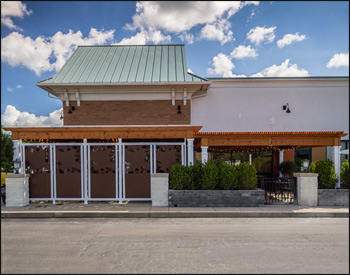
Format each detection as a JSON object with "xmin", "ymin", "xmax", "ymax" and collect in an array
[
  {"xmin": 294, "ymin": 173, "xmax": 318, "ymax": 207},
  {"xmin": 5, "ymin": 174, "xmax": 30, "ymax": 207}
]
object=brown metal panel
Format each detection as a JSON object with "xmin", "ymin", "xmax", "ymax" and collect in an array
[
  {"xmin": 125, "ymin": 145, "xmax": 150, "ymax": 198},
  {"xmin": 156, "ymin": 145, "xmax": 182, "ymax": 173},
  {"xmin": 56, "ymin": 146, "xmax": 82, "ymax": 198},
  {"xmin": 90, "ymin": 146, "xmax": 116, "ymax": 198},
  {"xmin": 25, "ymin": 146, "xmax": 51, "ymax": 198}
]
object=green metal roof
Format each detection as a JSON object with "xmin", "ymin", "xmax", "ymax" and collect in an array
[{"xmin": 38, "ymin": 44, "xmax": 208, "ymax": 85}]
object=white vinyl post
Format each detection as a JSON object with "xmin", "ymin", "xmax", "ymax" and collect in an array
[
  {"xmin": 83, "ymin": 139, "xmax": 88, "ymax": 204},
  {"xmin": 249, "ymin": 153, "xmax": 252, "ymax": 165},
  {"xmin": 279, "ymin": 150, "xmax": 284, "ymax": 178},
  {"xmin": 332, "ymin": 146, "xmax": 341, "ymax": 188},
  {"xmin": 187, "ymin": 138, "xmax": 194, "ymax": 166},
  {"xmin": 118, "ymin": 139, "xmax": 123, "ymax": 204},
  {"xmin": 201, "ymin": 146, "xmax": 208, "ymax": 164}
]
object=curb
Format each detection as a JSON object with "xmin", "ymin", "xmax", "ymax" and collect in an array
[{"xmin": 1, "ymin": 211, "xmax": 348, "ymax": 219}]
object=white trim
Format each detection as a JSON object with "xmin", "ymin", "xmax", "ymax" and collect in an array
[
  {"xmin": 150, "ymin": 145, "xmax": 153, "ymax": 174},
  {"xmin": 37, "ymin": 81, "xmax": 210, "ymax": 87},
  {"xmin": 115, "ymin": 144, "xmax": 118, "ymax": 200},
  {"xmin": 75, "ymin": 89, "xmax": 80, "ymax": 106}
]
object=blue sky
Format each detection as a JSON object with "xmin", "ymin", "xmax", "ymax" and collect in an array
[{"xmin": 1, "ymin": 1, "xmax": 349, "ymax": 127}]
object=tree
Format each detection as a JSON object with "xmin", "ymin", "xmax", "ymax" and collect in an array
[{"xmin": 1, "ymin": 125, "xmax": 14, "ymax": 173}]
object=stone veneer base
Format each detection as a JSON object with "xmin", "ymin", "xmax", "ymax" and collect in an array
[{"xmin": 168, "ymin": 189, "xmax": 265, "ymax": 207}]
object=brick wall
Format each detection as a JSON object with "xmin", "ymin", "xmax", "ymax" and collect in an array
[{"xmin": 63, "ymin": 100, "xmax": 190, "ymax": 125}]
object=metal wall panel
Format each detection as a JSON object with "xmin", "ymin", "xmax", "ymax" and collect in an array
[
  {"xmin": 124, "ymin": 145, "xmax": 151, "ymax": 198},
  {"xmin": 90, "ymin": 146, "xmax": 116, "ymax": 198},
  {"xmin": 55, "ymin": 146, "xmax": 82, "ymax": 198},
  {"xmin": 25, "ymin": 146, "xmax": 51, "ymax": 198}
]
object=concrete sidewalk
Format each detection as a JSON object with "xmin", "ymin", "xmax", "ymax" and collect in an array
[{"xmin": 1, "ymin": 201, "xmax": 348, "ymax": 218}]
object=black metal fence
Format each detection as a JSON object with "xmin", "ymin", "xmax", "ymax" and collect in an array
[{"xmin": 258, "ymin": 176, "xmax": 297, "ymax": 204}]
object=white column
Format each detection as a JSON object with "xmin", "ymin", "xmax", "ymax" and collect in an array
[
  {"xmin": 201, "ymin": 146, "xmax": 208, "ymax": 164},
  {"xmin": 279, "ymin": 150, "xmax": 284, "ymax": 177},
  {"xmin": 249, "ymin": 154, "xmax": 252, "ymax": 165},
  {"xmin": 332, "ymin": 146, "xmax": 341, "ymax": 188},
  {"xmin": 187, "ymin": 139, "xmax": 194, "ymax": 165}
]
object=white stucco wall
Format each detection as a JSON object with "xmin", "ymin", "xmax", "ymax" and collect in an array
[{"xmin": 191, "ymin": 78, "xmax": 349, "ymax": 139}]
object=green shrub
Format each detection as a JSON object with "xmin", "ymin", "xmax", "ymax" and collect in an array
[
  {"xmin": 201, "ymin": 160, "xmax": 219, "ymax": 190},
  {"xmin": 236, "ymin": 162, "xmax": 258, "ymax": 190},
  {"xmin": 315, "ymin": 159, "xmax": 338, "ymax": 189},
  {"xmin": 192, "ymin": 160, "xmax": 203, "ymax": 190},
  {"xmin": 169, "ymin": 164, "xmax": 186, "ymax": 190},
  {"xmin": 279, "ymin": 161, "xmax": 297, "ymax": 177},
  {"xmin": 340, "ymin": 159, "xmax": 349, "ymax": 188},
  {"xmin": 309, "ymin": 162, "xmax": 316, "ymax": 173},
  {"xmin": 218, "ymin": 162, "xmax": 239, "ymax": 190}
]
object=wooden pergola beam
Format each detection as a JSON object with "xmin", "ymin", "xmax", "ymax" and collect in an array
[
  {"xmin": 4, "ymin": 126, "xmax": 202, "ymax": 140},
  {"xmin": 195, "ymin": 131, "xmax": 346, "ymax": 148}
]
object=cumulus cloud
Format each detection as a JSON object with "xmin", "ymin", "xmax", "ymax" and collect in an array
[
  {"xmin": 1, "ymin": 1, "xmax": 32, "ymax": 30},
  {"xmin": 230, "ymin": 45, "xmax": 258, "ymax": 59},
  {"xmin": 247, "ymin": 26, "xmax": 276, "ymax": 46},
  {"xmin": 116, "ymin": 27, "xmax": 171, "ymax": 45},
  {"xmin": 125, "ymin": 1, "xmax": 259, "ymax": 44},
  {"xmin": 207, "ymin": 53, "xmax": 236, "ymax": 77},
  {"xmin": 277, "ymin": 33, "xmax": 306, "ymax": 48},
  {"xmin": 126, "ymin": 1, "xmax": 246, "ymax": 33},
  {"xmin": 1, "ymin": 28, "xmax": 115, "ymax": 75},
  {"xmin": 179, "ymin": 32, "xmax": 194, "ymax": 44},
  {"xmin": 16, "ymin": 84, "xmax": 23, "ymax": 89},
  {"xmin": 199, "ymin": 18, "xmax": 233, "ymax": 45},
  {"xmin": 251, "ymin": 59, "xmax": 309, "ymax": 77},
  {"xmin": 326, "ymin": 52, "xmax": 349, "ymax": 68},
  {"xmin": 1, "ymin": 105, "xmax": 63, "ymax": 127}
]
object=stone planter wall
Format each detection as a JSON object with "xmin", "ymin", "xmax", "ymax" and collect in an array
[
  {"xmin": 318, "ymin": 189, "xmax": 349, "ymax": 206},
  {"xmin": 168, "ymin": 189, "xmax": 265, "ymax": 207}
]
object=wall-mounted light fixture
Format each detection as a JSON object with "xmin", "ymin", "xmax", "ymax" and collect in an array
[
  {"xmin": 283, "ymin": 103, "xmax": 291, "ymax": 113},
  {"xmin": 177, "ymin": 105, "xmax": 182, "ymax": 114},
  {"xmin": 68, "ymin": 106, "xmax": 76, "ymax": 114}
]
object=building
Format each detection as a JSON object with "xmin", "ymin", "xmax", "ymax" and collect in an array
[{"xmin": 5, "ymin": 44, "xmax": 349, "ymax": 204}]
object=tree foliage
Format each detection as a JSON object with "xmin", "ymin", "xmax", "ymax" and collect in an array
[{"xmin": 1, "ymin": 125, "xmax": 14, "ymax": 173}]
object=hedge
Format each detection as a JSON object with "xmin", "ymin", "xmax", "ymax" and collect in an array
[{"xmin": 169, "ymin": 160, "xmax": 258, "ymax": 190}]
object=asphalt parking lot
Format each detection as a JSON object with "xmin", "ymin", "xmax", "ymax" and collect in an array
[{"xmin": 1, "ymin": 217, "xmax": 349, "ymax": 274}]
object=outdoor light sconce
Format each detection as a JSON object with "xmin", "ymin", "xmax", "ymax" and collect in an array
[
  {"xmin": 13, "ymin": 158, "xmax": 21, "ymax": 174},
  {"xmin": 283, "ymin": 103, "xmax": 291, "ymax": 113},
  {"xmin": 68, "ymin": 106, "xmax": 76, "ymax": 114},
  {"xmin": 177, "ymin": 105, "xmax": 182, "ymax": 114}
]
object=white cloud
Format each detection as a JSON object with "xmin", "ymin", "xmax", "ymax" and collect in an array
[
  {"xmin": 7, "ymin": 85, "xmax": 23, "ymax": 92},
  {"xmin": 126, "ymin": 1, "xmax": 246, "ymax": 33},
  {"xmin": 1, "ymin": 28, "xmax": 116, "ymax": 75},
  {"xmin": 188, "ymin": 68, "xmax": 194, "ymax": 74},
  {"xmin": 207, "ymin": 53, "xmax": 236, "ymax": 77},
  {"xmin": 251, "ymin": 59, "xmax": 309, "ymax": 77},
  {"xmin": 230, "ymin": 45, "xmax": 258, "ymax": 59},
  {"xmin": 125, "ymin": 1, "xmax": 259, "ymax": 45},
  {"xmin": 116, "ymin": 27, "xmax": 171, "ymax": 45},
  {"xmin": 1, "ymin": 1, "xmax": 32, "ymax": 30},
  {"xmin": 277, "ymin": 33, "xmax": 306, "ymax": 48},
  {"xmin": 326, "ymin": 52, "xmax": 349, "ymax": 68},
  {"xmin": 247, "ymin": 26, "xmax": 276, "ymax": 46},
  {"xmin": 199, "ymin": 18, "xmax": 233, "ymax": 45},
  {"xmin": 1, "ymin": 105, "xmax": 63, "ymax": 127},
  {"xmin": 179, "ymin": 32, "xmax": 194, "ymax": 44}
]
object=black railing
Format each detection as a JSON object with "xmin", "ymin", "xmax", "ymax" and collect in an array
[{"xmin": 258, "ymin": 176, "xmax": 297, "ymax": 204}]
